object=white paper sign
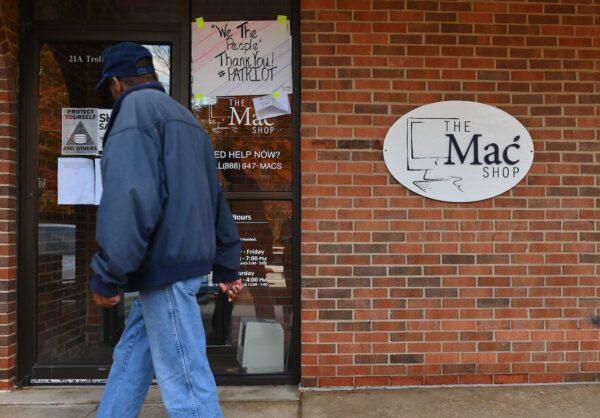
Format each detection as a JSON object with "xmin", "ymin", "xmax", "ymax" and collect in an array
[
  {"xmin": 97, "ymin": 109, "xmax": 112, "ymax": 154},
  {"xmin": 62, "ymin": 108, "xmax": 111, "ymax": 155},
  {"xmin": 252, "ymin": 91, "xmax": 291, "ymax": 120},
  {"xmin": 58, "ymin": 158, "xmax": 95, "ymax": 205},
  {"xmin": 383, "ymin": 101, "xmax": 534, "ymax": 203},
  {"xmin": 61, "ymin": 255, "xmax": 76, "ymax": 284},
  {"xmin": 94, "ymin": 159, "xmax": 103, "ymax": 205},
  {"xmin": 191, "ymin": 20, "xmax": 293, "ymax": 97}
]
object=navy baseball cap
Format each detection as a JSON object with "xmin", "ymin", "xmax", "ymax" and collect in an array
[{"xmin": 95, "ymin": 42, "xmax": 155, "ymax": 90}]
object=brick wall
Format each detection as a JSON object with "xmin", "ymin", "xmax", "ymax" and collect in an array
[
  {"xmin": 0, "ymin": 0, "xmax": 18, "ymax": 390},
  {"xmin": 301, "ymin": 0, "xmax": 600, "ymax": 387}
]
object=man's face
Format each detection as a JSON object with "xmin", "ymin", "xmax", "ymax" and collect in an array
[{"xmin": 109, "ymin": 77, "xmax": 124, "ymax": 101}]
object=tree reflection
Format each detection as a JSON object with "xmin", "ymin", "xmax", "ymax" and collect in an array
[{"xmin": 192, "ymin": 96, "xmax": 293, "ymax": 192}]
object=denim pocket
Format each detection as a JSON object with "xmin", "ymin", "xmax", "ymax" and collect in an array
[{"xmin": 175, "ymin": 277, "xmax": 202, "ymax": 295}]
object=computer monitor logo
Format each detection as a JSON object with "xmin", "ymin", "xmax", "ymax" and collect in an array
[
  {"xmin": 406, "ymin": 117, "xmax": 463, "ymax": 193},
  {"xmin": 384, "ymin": 101, "xmax": 534, "ymax": 203}
]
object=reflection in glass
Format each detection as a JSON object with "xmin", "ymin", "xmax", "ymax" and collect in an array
[
  {"xmin": 200, "ymin": 200, "xmax": 293, "ymax": 375},
  {"xmin": 35, "ymin": 38, "xmax": 292, "ymax": 377},
  {"xmin": 189, "ymin": 16, "xmax": 295, "ymax": 372},
  {"xmin": 193, "ymin": 96, "xmax": 292, "ymax": 192},
  {"xmin": 144, "ymin": 45, "xmax": 171, "ymax": 93},
  {"xmin": 36, "ymin": 42, "xmax": 171, "ymax": 364}
]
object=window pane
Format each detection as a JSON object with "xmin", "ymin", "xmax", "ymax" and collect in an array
[
  {"xmin": 189, "ymin": 1, "xmax": 296, "ymax": 376},
  {"xmin": 37, "ymin": 41, "xmax": 171, "ymax": 364},
  {"xmin": 203, "ymin": 200, "xmax": 293, "ymax": 375},
  {"xmin": 190, "ymin": 2, "xmax": 295, "ymax": 192},
  {"xmin": 193, "ymin": 96, "xmax": 292, "ymax": 192}
]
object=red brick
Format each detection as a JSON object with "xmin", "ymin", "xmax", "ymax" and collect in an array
[{"xmin": 300, "ymin": 0, "xmax": 595, "ymax": 389}]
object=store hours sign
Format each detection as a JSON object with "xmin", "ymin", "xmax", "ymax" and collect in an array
[{"xmin": 383, "ymin": 101, "xmax": 534, "ymax": 202}]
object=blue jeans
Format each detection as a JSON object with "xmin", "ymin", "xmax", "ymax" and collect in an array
[{"xmin": 97, "ymin": 276, "xmax": 222, "ymax": 418}]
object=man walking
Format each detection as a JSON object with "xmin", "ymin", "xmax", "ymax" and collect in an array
[{"xmin": 89, "ymin": 42, "xmax": 243, "ymax": 418}]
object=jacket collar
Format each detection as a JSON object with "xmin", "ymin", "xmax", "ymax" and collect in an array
[{"xmin": 103, "ymin": 82, "xmax": 166, "ymax": 144}]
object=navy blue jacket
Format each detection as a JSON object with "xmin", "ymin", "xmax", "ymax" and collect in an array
[{"xmin": 90, "ymin": 83, "xmax": 240, "ymax": 297}]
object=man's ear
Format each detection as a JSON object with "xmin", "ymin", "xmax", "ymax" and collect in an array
[{"xmin": 111, "ymin": 77, "xmax": 121, "ymax": 92}]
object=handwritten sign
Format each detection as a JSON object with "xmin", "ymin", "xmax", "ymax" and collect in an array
[
  {"xmin": 191, "ymin": 20, "xmax": 293, "ymax": 97},
  {"xmin": 253, "ymin": 90, "xmax": 291, "ymax": 120}
]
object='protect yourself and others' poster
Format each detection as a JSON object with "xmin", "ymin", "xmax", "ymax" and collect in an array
[
  {"xmin": 191, "ymin": 19, "xmax": 293, "ymax": 97},
  {"xmin": 62, "ymin": 108, "xmax": 111, "ymax": 155}
]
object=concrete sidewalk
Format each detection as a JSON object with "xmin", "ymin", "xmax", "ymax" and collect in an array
[
  {"xmin": 0, "ymin": 383, "xmax": 599, "ymax": 417},
  {"xmin": 0, "ymin": 386, "xmax": 299, "ymax": 417}
]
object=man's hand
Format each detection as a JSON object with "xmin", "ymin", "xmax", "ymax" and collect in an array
[
  {"xmin": 218, "ymin": 279, "xmax": 243, "ymax": 302},
  {"xmin": 91, "ymin": 291, "xmax": 121, "ymax": 308}
]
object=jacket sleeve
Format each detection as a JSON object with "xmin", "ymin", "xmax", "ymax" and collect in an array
[
  {"xmin": 89, "ymin": 127, "xmax": 163, "ymax": 296},
  {"xmin": 200, "ymin": 129, "xmax": 241, "ymax": 284},
  {"xmin": 211, "ymin": 185, "xmax": 241, "ymax": 283}
]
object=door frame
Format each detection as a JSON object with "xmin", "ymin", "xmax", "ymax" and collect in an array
[{"xmin": 17, "ymin": 1, "xmax": 301, "ymax": 386}]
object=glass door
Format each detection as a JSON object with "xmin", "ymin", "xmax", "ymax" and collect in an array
[
  {"xmin": 36, "ymin": 41, "xmax": 171, "ymax": 366},
  {"xmin": 19, "ymin": 31, "xmax": 181, "ymax": 383}
]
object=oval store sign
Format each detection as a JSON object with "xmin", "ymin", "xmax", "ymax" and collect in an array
[{"xmin": 383, "ymin": 101, "xmax": 534, "ymax": 203}]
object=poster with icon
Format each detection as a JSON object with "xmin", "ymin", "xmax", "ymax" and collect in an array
[{"xmin": 61, "ymin": 108, "xmax": 111, "ymax": 156}]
